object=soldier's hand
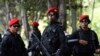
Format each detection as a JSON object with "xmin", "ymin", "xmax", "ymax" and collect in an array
[
  {"xmin": 52, "ymin": 49, "xmax": 60, "ymax": 56},
  {"xmin": 79, "ymin": 39, "xmax": 88, "ymax": 45},
  {"xmin": 95, "ymin": 49, "xmax": 100, "ymax": 54}
]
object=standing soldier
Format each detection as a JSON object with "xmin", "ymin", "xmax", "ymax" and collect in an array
[
  {"xmin": 0, "ymin": 18, "xmax": 28, "ymax": 56},
  {"xmin": 41, "ymin": 7, "xmax": 66, "ymax": 56},
  {"xmin": 28, "ymin": 21, "xmax": 41, "ymax": 56},
  {"xmin": 70, "ymin": 15, "xmax": 100, "ymax": 56}
]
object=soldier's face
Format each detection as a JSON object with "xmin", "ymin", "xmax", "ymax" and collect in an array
[
  {"xmin": 9, "ymin": 24, "xmax": 20, "ymax": 33},
  {"xmin": 48, "ymin": 12, "xmax": 57, "ymax": 22},
  {"xmin": 80, "ymin": 19, "xmax": 89, "ymax": 29}
]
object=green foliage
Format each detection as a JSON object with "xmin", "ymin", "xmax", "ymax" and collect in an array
[{"xmin": 23, "ymin": 0, "xmax": 47, "ymax": 12}]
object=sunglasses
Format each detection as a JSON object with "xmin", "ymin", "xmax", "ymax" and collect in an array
[
  {"xmin": 81, "ymin": 19, "xmax": 90, "ymax": 23},
  {"xmin": 48, "ymin": 14, "xmax": 55, "ymax": 16},
  {"xmin": 13, "ymin": 24, "xmax": 20, "ymax": 28}
]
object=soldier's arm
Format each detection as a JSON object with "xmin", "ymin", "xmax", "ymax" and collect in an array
[
  {"xmin": 18, "ymin": 35, "xmax": 28, "ymax": 56},
  {"xmin": 0, "ymin": 35, "xmax": 10, "ymax": 56},
  {"xmin": 92, "ymin": 31, "xmax": 100, "ymax": 53},
  {"xmin": 56, "ymin": 26, "xmax": 66, "ymax": 55},
  {"xmin": 93, "ymin": 31, "xmax": 100, "ymax": 49}
]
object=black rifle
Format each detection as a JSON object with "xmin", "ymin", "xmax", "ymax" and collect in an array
[{"xmin": 32, "ymin": 33, "xmax": 51, "ymax": 56}]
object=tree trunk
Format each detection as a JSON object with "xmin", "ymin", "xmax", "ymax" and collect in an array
[
  {"xmin": 5, "ymin": 0, "xmax": 10, "ymax": 29},
  {"xmin": 47, "ymin": 0, "xmax": 59, "ymax": 8},
  {"xmin": 70, "ymin": 0, "xmax": 77, "ymax": 32},
  {"xmin": 20, "ymin": 0, "xmax": 29, "ymax": 39},
  {"xmin": 59, "ymin": 0, "xmax": 67, "ymax": 31},
  {"xmin": 71, "ymin": 8, "xmax": 77, "ymax": 32}
]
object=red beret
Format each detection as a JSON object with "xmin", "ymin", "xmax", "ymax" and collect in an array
[
  {"xmin": 32, "ymin": 21, "xmax": 39, "ymax": 27},
  {"xmin": 80, "ymin": 15, "xmax": 89, "ymax": 22},
  {"xmin": 8, "ymin": 18, "xmax": 19, "ymax": 26},
  {"xmin": 47, "ymin": 7, "xmax": 58, "ymax": 13}
]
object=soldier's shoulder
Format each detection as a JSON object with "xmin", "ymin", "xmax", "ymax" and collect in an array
[
  {"xmin": 55, "ymin": 22, "xmax": 63, "ymax": 28},
  {"xmin": 90, "ymin": 29, "xmax": 95, "ymax": 32},
  {"xmin": 3, "ymin": 30, "xmax": 12, "ymax": 38},
  {"xmin": 88, "ymin": 28, "xmax": 96, "ymax": 33},
  {"xmin": 90, "ymin": 30, "xmax": 97, "ymax": 34},
  {"xmin": 2, "ymin": 32, "xmax": 11, "ymax": 42}
]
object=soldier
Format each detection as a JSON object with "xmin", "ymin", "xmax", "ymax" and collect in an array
[
  {"xmin": 41, "ymin": 7, "xmax": 66, "ymax": 56},
  {"xmin": 0, "ymin": 18, "xmax": 28, "ymax": 56},
  {"xmin": 70, "ymin": 15, "xmax": 100, "ymax": 56},
  {"xmin": 28, "ymin": 21, "xmax": 41, "ymax": 56}
]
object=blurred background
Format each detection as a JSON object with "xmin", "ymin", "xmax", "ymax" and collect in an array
[{"xmin": 0, "ymin": 0, "xmax": 100, "ymax": 48}]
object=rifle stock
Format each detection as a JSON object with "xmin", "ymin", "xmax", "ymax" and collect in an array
[{"xmin": 32, "ymin": 34, "xmax": 51, "ymax": 56}]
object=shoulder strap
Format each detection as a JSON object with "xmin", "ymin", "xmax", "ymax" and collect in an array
[{"xmin": 78, "ymin": 30, "xmax": 82, "ymax": 39}]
